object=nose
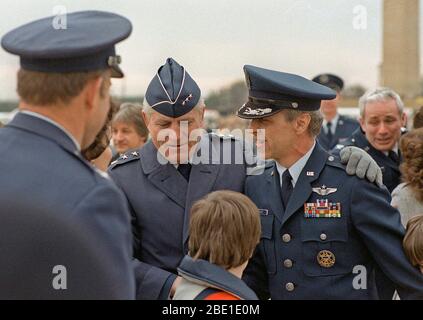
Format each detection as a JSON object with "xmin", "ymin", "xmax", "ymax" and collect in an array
[
  {"xmin": 170, "ymin": 121, "xmax": 191, "ymax": 144},
  {"xmin": 113, "ymin": 131, "xmax": 124, "ymax": 143},
  {"xmin": 377, "ymin": 122, "xmax": 389, "ymax": 135}
]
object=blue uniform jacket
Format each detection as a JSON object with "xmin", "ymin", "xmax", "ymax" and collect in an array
[
  {"xmin": 332, "ymin": 127, "xmax": 401, "ymax": 193},
  {"xmin": 243, "ymin": 143, "xmax": 423, "ymax": 300},
  {"xmin": 108, "ymin": 135, "xmax": 248, "ymax": 299},
  {"xmin": 317, "ymin": 114, "xmax": 359, "ymax": 151},
  {"xmin": 0, "ymin": 113, "xmax": 135, "ymax": 299}
]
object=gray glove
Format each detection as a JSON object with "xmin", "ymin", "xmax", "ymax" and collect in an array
[{"xmin": 339, "ymin": 146, "xmax": 383, "ymax": 188}]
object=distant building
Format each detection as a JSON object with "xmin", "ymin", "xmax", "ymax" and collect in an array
[{"xmin": 381, "ymin": 0, "xmax": 420, "ymax": 98}]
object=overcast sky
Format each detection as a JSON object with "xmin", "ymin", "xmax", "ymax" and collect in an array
[{"xmin": 0, "ymin": 0, "xmax": 420, "ymax": 100}]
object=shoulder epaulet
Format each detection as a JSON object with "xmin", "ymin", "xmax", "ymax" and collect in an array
[
  {"xmin": 340, "ymin": 115, "xmax": 358, "ymax": 122},
  {"xmin": 109, "ymin": 151, "xmax": 140, "ymax": 170},
  {"xmin": 334, "ymin": 135, "xmax": 357, "ymax": 150},
  {"xmin": 334, "ymin": 143, "xmax": 346, "ymax": 151},
  {"xmin": 325, "ymin": 153, "xmax": 345, "ymax": 170}
]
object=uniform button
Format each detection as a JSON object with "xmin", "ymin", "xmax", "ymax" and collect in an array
[
  {"xmin": 282, "ymin": 234, "xmax": 291, "ymax": 243},
  {"xmin": 285, "ymin": 282, "xmax": 295, "ymax": 292},
  {"xmin": 328, "ymin": 156, "xmax": 335, "ymax": 162},
  {"xmin": 284, "ymin": 259, "xmax": 293, "ymax": 268},
  {"xmin": 320, "ymin": 233, "xmax": 327, "ymax": 241}
]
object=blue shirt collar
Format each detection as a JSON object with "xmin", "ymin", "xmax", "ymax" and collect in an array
[
  {"xmin": 275, "ymin": 141, "xmax": 316, "ymax": 188},
  {"xmin": 323, "ymin": 113, "xmax": 340, "ymax": 135}
]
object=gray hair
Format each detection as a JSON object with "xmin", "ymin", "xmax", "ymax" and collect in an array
[
  {"xmin": 358, "ymin": 87, "xmax": 404, "ymax": 118},
  {"xmin": 112, "ymin": 102, "xmax": 149, "ymax": 138},
  {"xmin": 143, "ymin": 97, "xmax": 205, "ymax": 118},
  {"xmin": 283, "ymin": 109, "xmax": 323, "ymax": 137}
]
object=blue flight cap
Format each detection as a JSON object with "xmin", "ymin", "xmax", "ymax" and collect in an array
[
  {"xmin": 145, "ymin": 58, "xmax": 201, "ymax": 118},
  {"xmin": 237, "ymin": 65, "xmax": 336, "ymax": 119},
  {"xmin": 312, "ymin": 73, "xmax": 344, "ymax": 92},
  {"xmin": 1, "ymin": 10, "xmax": 132, "ymax": 78}
]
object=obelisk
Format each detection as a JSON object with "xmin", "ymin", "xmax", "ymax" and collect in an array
[{"xmin": 381, "ymin": 0, "xmax": 420, "ymax": 98}]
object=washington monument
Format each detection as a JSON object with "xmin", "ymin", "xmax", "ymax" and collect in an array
[{"xmin": 381, "ymin": 0, "xmax": 420, "ymax": 98}]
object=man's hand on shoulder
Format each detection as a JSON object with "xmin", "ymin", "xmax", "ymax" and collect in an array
[{"xmin": 340, "ymin": 146, "xmax": 383, "ymax": 187}]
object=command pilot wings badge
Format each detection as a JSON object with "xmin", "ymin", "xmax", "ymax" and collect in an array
[{"xmin": 312, "ymin": 185, "xmax": 337, "ymax": 196}]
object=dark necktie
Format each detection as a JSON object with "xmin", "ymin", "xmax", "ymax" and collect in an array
[
  {"xmin": 326, "ymin": 122, "xmax": 333, "ymax": 143},
  {"xmin": 281, "ymin": 170, "xmax": 293, "ymax": 210},
  {"xmin": 178, "ymin": 163, "xmax": 192, "ymax": 181},
  {"xmin": 388, "ymin": 151, "xmax": 400, "ymax": 165}
]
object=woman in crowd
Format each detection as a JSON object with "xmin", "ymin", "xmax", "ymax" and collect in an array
[
  {"xmin": 111, "ymin": 102, "xmax": 148, "ymax": 161},
  {"xmin": 391, "ymin": 128, "xmax": 423, "ymax": 226}
]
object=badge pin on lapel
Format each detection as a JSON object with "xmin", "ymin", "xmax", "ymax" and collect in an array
[{"xmin": 312, "ymin": 185, "xmax": 337, "ymax": 196}]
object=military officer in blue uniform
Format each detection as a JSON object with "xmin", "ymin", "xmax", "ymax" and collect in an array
[
  {"xmin": 109, "ymin": 58, "xmax": 251, "ymax": 299},
  {"xmin": 109, "ymin": 58, "xmax": 382, "ymax": 300},
  {"xmin": 239, "ymin": 65, "xmax": 423, "ymax": 299},
  {"xmin": 312, "ymin": 74, "xmax": 359, "ymax": 151},
  {"xmin": 331, "ymin": 88, "xmax": 407, "ymax": 299},
  {"xmin": 332, "ymin": 88, "xmax": 406, "ymax": 194},
  {"xmin": 0, "ymin": 11, "xmax": 135, "ymax": 298}
]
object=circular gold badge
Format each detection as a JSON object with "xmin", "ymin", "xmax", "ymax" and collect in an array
[{"xmin": 317, "ymin": 250, "xmax": 336, "ymax": 268}]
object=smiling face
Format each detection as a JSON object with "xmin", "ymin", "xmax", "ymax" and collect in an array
[
  {"xmin": 112, "ymin": 121, "xmax": 146, "ymax": 154},
  {"xmin": 142, "ymin": 107, "xmax": 205, "ymax": 163},
  {"xmin": 360, "ymin": 99, "xmax": 406, "ymax": 152}
]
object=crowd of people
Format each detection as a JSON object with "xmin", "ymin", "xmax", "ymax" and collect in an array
[{"xmin": 0, "ymin": 10, "xmax": 423, "ymax": 300}]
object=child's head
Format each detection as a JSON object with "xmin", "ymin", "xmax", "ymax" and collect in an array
[
  {"xmin": 403, "ymin": 214, "xmax": 423, "ymax": 273},
  {"xmin": 188, "ymin": 190, "xmax": 261, "ymax": 270}
]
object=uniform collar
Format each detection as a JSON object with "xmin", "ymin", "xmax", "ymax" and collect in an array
[
  {"xmin": 19, "ymin": 111, "xmax": 81, "ymax": 151},
  {"xmin": 323, "ymin": 113, "xmax": 340, "ymax": 134},
  {"xmin": 265, "ymin": 142, "xmax": 327, "ymax": 228},
  {"xmin": 7, "ymin": 112, "xmax": 81, "ymax": 156},
  {"xmin": 351, "ymin": 127, "xmax": 370, "ymax": 148},
  {"xmin": 383, "ymin": 143, "xmax": 399, "ymax": 156},
  {"xmin": 275, "ymin": 141, "xmax": 316, "ymax": 188},
  {"xmin": 140, "ymin": 134, "xmax": 222, "ymax": 174},
  {"xmin": 177, "ymin": 255, "xmax": 258, "ymax": 300}
]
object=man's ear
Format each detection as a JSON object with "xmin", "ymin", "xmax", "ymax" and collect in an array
[
  {"xmin": 401, "ymin": 112, "xmax": 407, "ymax": 127},
  {"xmin": 359, "ymin": 117, "xmax": 366, "ymax": 133},
  {"xmin": 141, "ymin": 111, "xmax": 150, "ymax": 127},
  {"xmin": 295, "ymin": 113, "xmax": 311, "ymax": 135},
  {"xmin": 336, "ymin": 92, "xmax": 341, "ymax": 103},
  {"xmin": 201, "ymin": 106, "xmax": 206, "ymax": 120},
  {"xmin": 84, "ymin": 77, "xmax": 103, "ymax": 111},
  {"xmin": 199, "ymin": 106, "xmax": 206, "ymax": 127}
]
